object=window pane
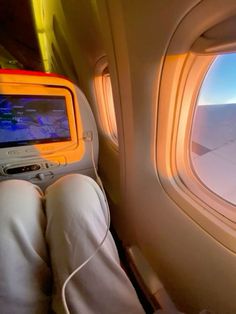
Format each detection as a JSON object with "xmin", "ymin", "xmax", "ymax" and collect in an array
[
  {"xmin": 191, "ymin": 53, "xmax": 236, "ymax": 204},
  {"xmin": 94, "ymin": 66, "xmax": 118, "ymax": 144},
  {"xmin": 102, "ymin": 73, "xmax": 118, "ymax": 141}
]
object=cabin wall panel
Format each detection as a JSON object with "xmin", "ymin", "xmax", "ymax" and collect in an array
[
  {"xmin": 99, "ymin": 0, "xmax": 236, "ymax": 313},
  {"xmin": 42, "ymin": 0, "xmax": 236, "ymax": 312}
]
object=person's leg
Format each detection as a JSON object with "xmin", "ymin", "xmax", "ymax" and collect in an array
[
  {"xmin": 0, "ymin": 179, "xmax": 52, "ymax": 314},
  {"xmin": 45, "ymin": 174, "xmax": 145, "ymax": 314}
]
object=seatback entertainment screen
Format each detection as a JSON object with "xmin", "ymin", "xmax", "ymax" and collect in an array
[{"xmin": 0, "ymin": 95, "xmax": 71, "ymax": 148}]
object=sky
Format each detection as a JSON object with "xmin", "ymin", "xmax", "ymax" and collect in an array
[{"xmin": 198, "ymin": 53, "xmax": 236, "ymax": 106}]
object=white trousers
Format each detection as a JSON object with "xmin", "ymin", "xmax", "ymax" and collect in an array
[{"xmin": 0, "ymin": 174, "xmax": 145, "ymax": 314}]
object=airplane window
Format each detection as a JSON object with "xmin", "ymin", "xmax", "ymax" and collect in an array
[
  {"xmin": 191, "ymin": 53, "xmax": 236, "ymax": 205},
  {"xmin": 95, "ymin": 67, "xmax": 118, "ymax": 145}
]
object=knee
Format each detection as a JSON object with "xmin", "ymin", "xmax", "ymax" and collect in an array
[
  {"xmin": 45, "ymin": 174, "xmax": 101, "ymax": 203},
  {"xmin": 0, "ymin": 179, "xmax": 43, "ymax": 223},
  {"xmin": 45, "ymin": 174, "xmax": 107, "ymax": 225},
  {"xmin": 46, "ymin": 173, "xmax": 98, "ymax": 193}
]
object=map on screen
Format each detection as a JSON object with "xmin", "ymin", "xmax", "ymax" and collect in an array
[{"xmin": 0, "ymin": 95, "xmax": 71, "ymax": 148}]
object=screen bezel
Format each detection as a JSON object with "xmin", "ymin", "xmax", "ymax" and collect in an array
[{"xmin": 0, "ymin": 83, "xmax": 78, "ymax": 156}]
